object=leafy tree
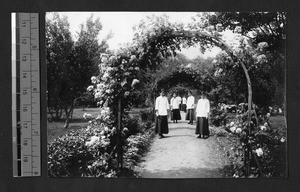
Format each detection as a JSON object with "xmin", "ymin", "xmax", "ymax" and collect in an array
[
  {"xmin": 194, "ymin": 12, "xmax": 286, "ymax": 109},
  {"xmin": 46, "ymin": 13, "xmax": 110, "ymax": 128},
  {"xmin": 209, "ymin": 52, "xmax": 248, "ymax": 105},
  {"xmin": 46, "ymin": 13, "xmax": 74, "ymax": 120}
]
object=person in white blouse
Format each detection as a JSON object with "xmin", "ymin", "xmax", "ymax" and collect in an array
[
  {"xmin": 195, "ymin": 93, "xmax": 210, "ymax": 139},
  {"xmin": 176, "ymin": 94, "xmax": 182, "ymax": 113},
  {"xmin": 181, "ymin": 95, "xmax": 187, "ymax": 112},
  {"xmin": 185, "ymin": 91, "xmax": 195, "ymax": 125},
  {"xmin": 170, "ymin": 93, "xmax": 181, "ymax": 123},
  {"xmin": 155, "ymin": 89, "xmax": 170, "ymax": 139}
]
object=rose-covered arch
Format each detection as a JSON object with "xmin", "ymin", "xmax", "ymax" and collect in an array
[
  {"xmin": 90, "ymin": 28, "xmax": 255, "ymax": 174},
  {"xmin": 173, "ymin": 30, "xmax": 253, "ymax": 120},
  {"xmin": 138, "ymin": 29, "xmax": 253, "ymax": 124},
  {"xmin": 156, "ymin": 68, "xmax": 214, "ymax": 97}
]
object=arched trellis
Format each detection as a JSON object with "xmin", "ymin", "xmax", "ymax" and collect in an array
[
  {"xmin": 111, "ymin": 29, "xmax": 257, "ymax": 176},
  {"xmin": 144, "ymin": 30, "xmax": 257, "ymax": 176},
  {"xmin": 151, "ymin": 30, "xmax": 253, "ymax": 125},
  {"xmin": 157, "ymin": 70, "xmax": 212, "ymax": 96}
]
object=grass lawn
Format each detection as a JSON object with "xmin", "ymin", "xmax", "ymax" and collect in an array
[
  {"xmin": 47, "ymin": 107, "xmax": 152, "ymax": 143},
  {"xmin": 47, "ymin": 107, "xmax": 101, "ymax": 142}
]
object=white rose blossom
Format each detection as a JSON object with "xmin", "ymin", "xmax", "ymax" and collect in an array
[
  {"xmin": 256, "ymin": 54, "xmax": 267, "ymax": 63},
  {"xmin": 101, "ymin": 56, "xmax": 108, "ymax": 63},
  {"xmin": 257, "ymin": 42, "xmax": 268, "ymax": 50},
  {"xmin": 260, "ymin": 125, "xmax": 267, "ymax": 131},
  {"xmin": 124, "ymin": 91, "xmax": 130, "ymax": 96},
  {"xmin": 230, "ymin": 126, "xmax": 237, "ymax": 133},
  {"xmin": 236, "ymin": 128, "xmax": 242, "ymax": 134},
  {"xmin": 131, "ymin": 79, "xmax": 139, "ymax": 87},
  {"xmin": 87, "ymin": 85, "xmax": 94, "ymax": 92},
  {"xmin": 83, "ymin": 113, "xmax": 92, "ymax": 119},
  {"xmin": 97, "ymin": 83, "xmax": 105, "ymax": 90},
  {"xmin": 111, "ymin": 127, "xmax": 117, "ymax": 134},
  {"xmin": 91, "ymin": 76, "xmax": 98, "ymax": 84},
  {"xmin": 102, "ymin": 72, "xmax": 110, "ymax": 81},
  {"xmin": 94, "ymin": 91, "xmax": 102, "ymax": 99},
  {"xmin": 130, "ymin": 55, "xmax": 136, "ymax": 60},
  {"xmin": 107, "ymin": 67, "xmax": 113, "ymax": 72},
  {"xmin": 255, "ymin": 148, "xmax": 264, "ymax": 157},
  {"xmin": 85, "ymin": 136, "xmax": 100, "ymax": 146},
  {"xmin": 280, "ymin": 138, "xmax": 285, "ymax": 143}
]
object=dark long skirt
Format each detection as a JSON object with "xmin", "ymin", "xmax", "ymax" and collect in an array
[
  {"xmin": 171, "ymin": 109, "xmax": 181, "ymax": 120},
  {"xmin": 185, "ymin": 109, "xmax": 195, "ymax": 122},
  {"xmin": 195, "ymin": 117, "xmax": 209, "ymax": 136},
  {"xmin": 181, "ymin": 104, "xmax": 187, "ymax": 112},
  {"xmin": 155, "ymin": 115, "xmax": 169, "ymax": 134}
]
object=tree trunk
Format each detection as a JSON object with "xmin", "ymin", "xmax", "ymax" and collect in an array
[
  {"xmin": 117, "ymin": 98, "xmax": 123, "ymax": 172},
  {"xmin": 64, "ymin": 103, "xmax": 74, "ymax": 129}
]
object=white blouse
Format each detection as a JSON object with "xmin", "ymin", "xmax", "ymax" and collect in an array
[
  {"xmin": 182, "ymin": 97, "xmax": 187, "ymax": 104},
  {"xmin": 155, "ymin": 96, "xmax": 170, "ymax": 116},
  {"xmin": 196, "ymin": 98, "xmax": 210, "ymax": 118},
  {"xmin": 176, "ymin": 96, "xmax": 182, "ymax": 103},
  {"xmin": 171, "ymin": 97, "xmax": 180, "ymax": 109},
  {"xmin": 186, "ymin": 96, "xmax": 195, "ymax": 109}
]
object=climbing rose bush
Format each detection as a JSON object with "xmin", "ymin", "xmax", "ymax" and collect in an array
[
  {"xmin": 87, "ymin": 53, "xmax": 141, "ymax": 125},
  {"xmin": 48, "ymin": 50, "xmax": 149, "ymax": 177},
  {"xmin": 223, "ymin": 104, "xmax": 287, "ymax": 177}
]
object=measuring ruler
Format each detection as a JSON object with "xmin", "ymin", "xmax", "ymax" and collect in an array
[{"xmin": 12, "ymin": 13, "xmax": 41, "ymax": 177}]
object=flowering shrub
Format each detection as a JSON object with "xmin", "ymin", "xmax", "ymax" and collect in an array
[
  {"xmin": 210, "ymin": 105, "xmax": 228, "ymax": 127},
  {"xmin": 48, "ymin": 121, "xmax": 118, "ymax": 177},
  {"xmin": 48, "ymin": 52, "xmax": 156, "ymax": 176},
  {"xmin": 123, "ymin": 131, "xmax": 154, "ymax": 170},
  {"xmin": 87, "ymin": 53, "xmax": 141, "ymax": 127},
  {"xmin": 48, "ymin": 109, "xmax": 155, "ymax": 177},
  {"xmin": 223, "ymin": 104, "xmax": 287, "ymax": 177}
]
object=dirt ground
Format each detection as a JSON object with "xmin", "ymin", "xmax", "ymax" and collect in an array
[{"xmin": 134, "ymin": 111, "xmax": 230, "ymax": 178}]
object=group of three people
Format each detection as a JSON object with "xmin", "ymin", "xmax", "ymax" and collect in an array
[{"xmin": 155, "ymin": 90, "xmax": 210, "ymax": 139}]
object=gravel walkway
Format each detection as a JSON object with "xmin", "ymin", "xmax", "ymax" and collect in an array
[{"xmin": 135, "ymin": 112, "xmax": 230, "ymax": 178}]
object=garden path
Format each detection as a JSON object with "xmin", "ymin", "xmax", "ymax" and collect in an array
[{"xmin": 135, "ymin": 111, "xmax": 230, "ymax": 178}]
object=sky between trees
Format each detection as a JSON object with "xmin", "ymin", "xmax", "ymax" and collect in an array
[{"xmin": 46, "ymin": 12, "xmax": 227, "ymax": 59}]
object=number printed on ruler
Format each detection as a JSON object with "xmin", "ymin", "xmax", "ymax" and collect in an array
[{"xmin": 19, "ymin": 13, "xmax": 40, "ymax": 176}]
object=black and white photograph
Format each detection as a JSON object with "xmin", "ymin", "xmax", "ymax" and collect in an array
[{"xmin": 42, "ymin": 12, "xmax": 287, "ymax": 178}]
